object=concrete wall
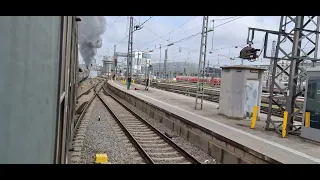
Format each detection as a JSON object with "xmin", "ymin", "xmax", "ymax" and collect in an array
[
  {"xmin": 219, "ymin": 69, "xmax": 246, "ymax": 119},
  {"xmin": 219, "ymin": 69, "xmax": 232, "ymax": 116},
  {"xmin": 231, "ymin": 70, "xmax": 246, "ymax": 118},
  {"xmin": 219, "ymin": 68, "xmax": 263, "ymax": 119},
  {"xmin": 102, "ymin": 60, "xmax": 113, "ymax": 73},
  {"xmin": 107, "ymin": 82, "xmax": 279, "ymax": 164},
  {"xmin": 0, "ymin": 16, "xmax": 61, "ymax": 163}
]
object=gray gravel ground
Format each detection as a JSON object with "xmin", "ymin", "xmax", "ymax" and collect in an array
[
  {"xmin": 104, "ymin": 87, "xmax": 217, "ymax": 164},
  {"xmin": 77, "ymin": 79, "xmax": 96, "ymax": 96},
  {"xmin": 81, "ymin": 96, "xmax": 145, "ymax": 164},
  {"xmin": 73, "ymin": 81, "xmax": 217, "ymax": 164}
]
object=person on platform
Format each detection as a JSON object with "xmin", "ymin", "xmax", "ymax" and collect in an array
[
  {"xmin": 145, "ymin": 78, "xmax": 149, "ymax": 91},
  {"xmin": 127, "ymin": 76, "xmax": 132, "ymax": 90}
]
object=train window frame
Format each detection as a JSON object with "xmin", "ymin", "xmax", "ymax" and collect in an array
[
  {"xmin": 55, "ymin": 16, "xmax": 68, "ymax": 164},
  {"xmin": 307, "ymin": 80, "xmax": 316, "ymax": 100},
  {"xmin": 66, "ymin": 16, "xmax": 77, "ymax": 159},
  {"xmin": 59, "ymin": 16, "xmax": 71, "ymax": 164},
  {"xmin": 59, "ymin": 17, "xmax": 68, "ymax": 95},
  {"xmin": 62, "ymin": 16, "xmax": 74, "ymax": 163},
  {"xmin": 55, "ymin": 16, "xmax": 76, "ymax": 164}
]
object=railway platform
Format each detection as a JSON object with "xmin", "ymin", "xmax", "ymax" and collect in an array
[{"xmin": 107, "ymin": 80, "xmax": 320, "ymax": 164}]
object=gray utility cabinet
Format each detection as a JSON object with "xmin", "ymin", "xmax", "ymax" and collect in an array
[
  {"xmin": 301, "ymin": 68, "xmax": 320, "ymax": 142},
  {"xmin": 102, "ymin": 59, "xmax": 113, "ymax": 75},
  {"xmin": 219, "ymin": 65, "xmax": 265, "ymax": 120}
]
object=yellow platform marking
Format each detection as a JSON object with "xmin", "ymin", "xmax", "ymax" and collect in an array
[
  {"xmin": 305, "ymin": 112, "xmax": 310, "ymax": 127},
  {"xmin": 250, "ymin": 106, "xmax": 259, "ymax": 129},
  {"xmin": 95, "ymin": 154, "xmax": 108, "ymax": 164}
]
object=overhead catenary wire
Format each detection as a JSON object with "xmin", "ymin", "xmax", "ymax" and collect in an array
[
  {"xmin": 158, "ymin": 16, "xmax": 242, "ymax": 42},
  {"xmin": 146, "ymin": 16, "xmax": 247, "ymax": 53},
  {"xmin": 142, "ymin": 16, "xmax": 198, "ymax": 49},
  {"xmin": 160, "ymin": 16, "xmax": 245, "ymax": 47},
  {"xmin": 106, "ymin": 16, "xmax": 122, "ymax": 28},
  {"xmin": 104, "ymin": 16, "xmax": 256, "ymax": 66},
  {"xmin": 161, "ymin": 39, "xmax": 273, "ymax": 66},
  {"xmin": 106, "ymin": 16, "xmax": 154, "ymax": 54},
  {"xmin": 214, "ymin": 16, "xmax": 240, "ymax": 21},
  {"xmin": 106, "ymin": 16, "xmax": 244, "ymax": 55},
  {"xmin": 139, "ymin": 16, "xmax": 154, "ymax": 27},
  {"xmin": 142, "ymin": 24, "xmax": 193, "ymax": 52},
  {"xmin": 148, "ymin": 35, "xmax": 264, "ymax": 64},
  {"xmin": 106, "ymin": 35, "xmax": 129, "ymax": 54}
]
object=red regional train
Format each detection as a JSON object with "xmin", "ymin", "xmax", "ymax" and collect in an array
[{"xmin": 176, "ymin": 76, "xmax": 221, "ymax": 86}]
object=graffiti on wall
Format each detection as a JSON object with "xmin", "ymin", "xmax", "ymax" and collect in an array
[{"xmin": 244, "ymin": 80, "xmax": 259, "ymax": 120}]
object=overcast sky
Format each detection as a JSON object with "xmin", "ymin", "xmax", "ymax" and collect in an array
[{"xmin": 95, "ymin": 16, "xmax": 317, "ymax": 67}]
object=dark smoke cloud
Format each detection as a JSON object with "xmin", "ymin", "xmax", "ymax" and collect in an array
[{"xmin": 78, "ymin": 16, "xmax": 106, "ymax": 69}]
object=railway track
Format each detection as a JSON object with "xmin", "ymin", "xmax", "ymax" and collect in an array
[
  {"xmin": 74, "ymin": 79, "xmax": 105, "ymax": 138},
  {"xmin": 97, "ymin": 86, "xmax": 200, "ymax": 164},
  {"xmin": 77, "ymin": 85, "xmax": 95, "ymax": 99},
  {"xmin": 77, "ymin": 78, "xmax": 104, "ymax": 99}
]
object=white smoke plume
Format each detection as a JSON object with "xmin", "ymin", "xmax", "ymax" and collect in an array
[{"xmin": 78, "ymin": 16, "xmax": 107, "ymax": 69}]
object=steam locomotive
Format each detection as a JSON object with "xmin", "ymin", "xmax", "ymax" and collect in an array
[{"xmin": 78, "ymin": 64, "xmax": 90, "ymax": 84}]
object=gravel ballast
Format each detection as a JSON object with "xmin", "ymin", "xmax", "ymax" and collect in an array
[
  {"xmin": 73, "ymin": 81, "xmax": 217, "ymax": 164},
  {"xmin": 80, "ymin": 95, "xmax": 145, "ymax": 164},
  {"xmin": 104, "ymin": 86, "xmax": 217, "ymax": 164}
]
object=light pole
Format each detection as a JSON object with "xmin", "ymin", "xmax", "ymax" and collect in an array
[
  {"xmin": 135, "ymin": 52, "xmax": 142, "ymax": 78},
  {"xmin": 227, "ymin": 46, "xmax": 239, "ymax": 65},
  {"xmin": 159, "ymin": 44, "xmax": 161, "ymax": 79},
  {"xmin": 147, "ymin": 61, "xmax": 152, "ymax": 89},
  {"xmin": 164, "ymin": 43, "xmax": 174, "ymax": 79},
  {"xmin": 148, "ymin": 50, "xmax": 154, "ymax": 78}
]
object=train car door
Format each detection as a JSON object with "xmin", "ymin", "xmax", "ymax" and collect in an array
[{"xmin": 301, "ymin": 69, "xmax": 320, "ymax": 142}]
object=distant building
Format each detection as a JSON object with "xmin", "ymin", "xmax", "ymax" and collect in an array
[
  {"xmin": 143, "ymin": 62, "xmax": 221, "ymax": 78},
  {"xmin": 131, "ymin": 51, "xmax": 151, "ymax": 74},
  {"xmin": 205, "ymin": 67, "xmax": 222, "ymax": 78},
  {"xmin": 146, "ymin": 62, "xmax": 197, "ymax": 78},
  {"xmin": 252, "ymin": 61, "xmax": 320, "ymax": 82}
]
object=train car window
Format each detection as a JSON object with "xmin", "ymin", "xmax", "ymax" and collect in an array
[
  {"xmin": 307, "ymin": 80, "xmax": 316, "ymax": 99},
  {"xmin": 306, "ymin": 77, "xmax": 320, "ymax": 130}
]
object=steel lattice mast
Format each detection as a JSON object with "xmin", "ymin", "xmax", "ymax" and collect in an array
[
  {"xmin": 195, "ymin": 16, "xmax": 209, "ymax": 110},
  {"xmin": 126, "ymin": 16, "xmax": 134, "ymax": 88},
  {"xmin": 247, "ymin": 16, "xmax": 320, "ymax": 135}
]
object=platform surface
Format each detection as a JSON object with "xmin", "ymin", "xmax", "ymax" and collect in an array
[{"xmin": 109, "ymin": 80, "xmax": 320, "ymax": 164}]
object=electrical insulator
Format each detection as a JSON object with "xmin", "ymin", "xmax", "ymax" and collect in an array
[{"xmin": 239, "ymin": 46, "xmax": 260, "ymax": 60}]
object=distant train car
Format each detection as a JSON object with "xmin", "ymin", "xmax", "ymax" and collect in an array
[
  {"xmin": 176, "ymin": 76, "xmax": 183, "ymax": 81},
  {"xmin": 176, "ymin": 76, "xmax": 221, "ymax": 86},
  {"xmin": 208, "ymin": 78, "xmax": 221, "ymax": 86},
  {"xmin": 190, "ymin": 76, "xmax": 198, "ymax": 83}
]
